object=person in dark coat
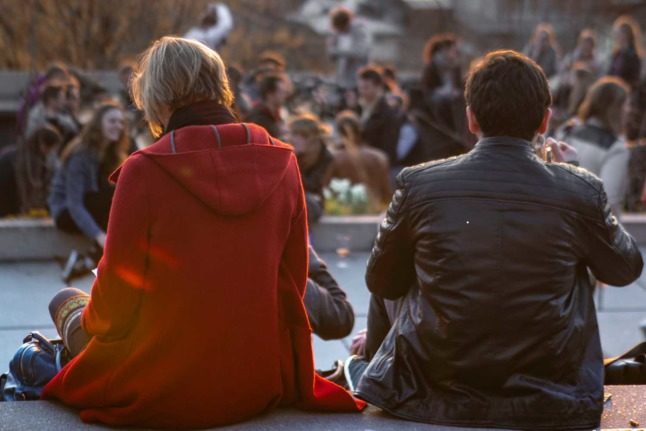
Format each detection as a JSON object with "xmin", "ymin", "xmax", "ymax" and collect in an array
[
  {"xmin": 245, "ymin": 72, "xmax": 290, "ymax": 139},
  {"xmin": 346, "ymin": 50, "xmax": 643, "ymax": 430},
  {"xmin": 0, "ymin": 125, "xmax": 62, "ymax": 217},
  {"xmin": 356, "ymin": 66, "xmax": 401, "ymax": 166},
  {"xmin": 608, "ymin": 15, "xmax": 643, "ymax": 88}
]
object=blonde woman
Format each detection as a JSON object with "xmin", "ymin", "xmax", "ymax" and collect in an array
[{"xmin": 42, "ymin": 37, "xmax": 363, "ymax": 428}]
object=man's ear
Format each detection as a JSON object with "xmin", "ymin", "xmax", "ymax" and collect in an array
[
  {"xmin": 466, "ymin": 106, "xmax": 480, "ymax": 135},
  {"xmin": 537, "ymin": 108, "xmax": 552, "ymax": 135}
]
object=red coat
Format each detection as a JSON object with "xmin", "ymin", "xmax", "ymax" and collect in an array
[{"xmin": 43, "ymin": 123, "xmax": 365, "ymax": 428}]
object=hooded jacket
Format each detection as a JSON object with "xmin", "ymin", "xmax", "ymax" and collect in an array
[{"xmin": 43, "ymin": 120, "xmax": 363, "ymax": 428}]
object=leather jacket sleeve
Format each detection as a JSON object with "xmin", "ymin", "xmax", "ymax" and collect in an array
[
  {"xmin": 304, "ymin": 246, "xmax": 355, "ymax": 340},
  {"xmin": 584, "ymin": 189, "xmax": 643, "ymax": 286},
  {"xmin": 365, "ymin": 172, "xmax": 416, "ymax": 299}
]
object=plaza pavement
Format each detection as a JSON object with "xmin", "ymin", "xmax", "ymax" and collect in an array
[{"xmin": 0, "ymin": 251, "xmax": 645, "ymax": 430}]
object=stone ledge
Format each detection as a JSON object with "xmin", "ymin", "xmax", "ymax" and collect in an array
[
  {"xmin": 0, "ymin": 218, "xmax": 91, "ymax": 262},
  {"xmin": 2, "ymin": 213, "xmax": 646, "ymax": 261},
  {"xmin": 0, "ymin": 386, "xmax": 644, "ymax": 430}
]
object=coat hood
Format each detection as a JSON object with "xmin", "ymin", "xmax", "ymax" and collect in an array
[{"xmin": 111, "ymin": 124, "xmax": 294, "ymax": 216}]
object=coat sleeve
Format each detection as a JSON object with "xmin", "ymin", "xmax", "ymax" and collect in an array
[
  {"xmin": 304, "ymin": 246, "xmax": 354, "ymax": 340},
  {"xmin": 81, "ymin": 154, "xmax": 149, "ymax": 340},
  {"xmin": 282, "ymin": 155, "xmax": 309, "ymax": 298},
  {"xmin": 584, "ymin": 186, "xmax": 643, "ymax": 287},
  {"xmin": 365, "ymin": 171, "xmax": 416, "ymax": 299}
]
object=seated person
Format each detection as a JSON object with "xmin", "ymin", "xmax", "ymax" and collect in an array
[
  {"xmin": 345, "ymin": 50, "xmax": 642, "ymax": 430},
  {"xmin": 0, "ymin": 125, "xmax": 62, "ymax": 217},
  {"xmin": 286, "ymin": 113, "xmax": 334, "ymax": 224},
  {"xmin": 41, "ymin": 37, "xmax": 363, "ymax": 429},
  {"xmin": 48, "ymin": 104, "xmax": 128, "ymax": 249},
  {"xmin": 326, "ymin": 110, "xmax": 392, "ymax": 211}
]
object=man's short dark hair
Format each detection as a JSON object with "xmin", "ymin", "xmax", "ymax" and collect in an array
[
  {"xmin": 259, "ymin": 73, "xmax": 286, "ymax": 100},
  {"xmin": 42, "ymin": 85, "xmax": 64, "ymax": 106},
  {"xmin": 330, "ymin": 6, "xmax": 352, "ymax": 32},
  {"xmin": 357, "ymin": 65, "xmax": 383, "ymax": 87},
  {"xmin": 465, "ymin": 50, "xmax": 551, "ymax": 141}
]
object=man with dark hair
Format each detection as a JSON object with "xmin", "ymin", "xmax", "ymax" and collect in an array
[
  {"xmin": 24, "ymin": 85, "xmax": 67, "ymax": 139},
  {"xmin": 245, "ymin": 73, "xmax": 290, "ymax": 139},
  {"xmin": 327, "ymin": 6, "xmax": 369, "ymax": 90},
  {"xmin": 357, "ymin": 65, "xmax": 401, "ymax": 168},
  {"xmin": 346, "ymin": 50, "xmax": 643, "ymax": 429}
]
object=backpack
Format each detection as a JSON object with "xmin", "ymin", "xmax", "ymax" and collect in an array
[{"xmin": 0, "ymin": 332, "xmax": 69, "ymax": 401}]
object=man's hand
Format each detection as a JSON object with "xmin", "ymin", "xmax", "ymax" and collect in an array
[
  {"xmin": 350, "ymin": 328, "xmax": 367, "ymax": 356},
  {"xmin": 542, "ymin": 137, "xmax": 579, "ymax": 164}
]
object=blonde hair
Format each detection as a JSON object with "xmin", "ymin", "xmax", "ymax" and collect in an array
[{"xmin": 131, "ymin": 36, "xmax": 234, "ymax": 137}]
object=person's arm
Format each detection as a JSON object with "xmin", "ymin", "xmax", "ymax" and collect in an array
[
  {"xmin": 64, "ymin": 154, "xmax": 104, "ymax": 242},
  {"xmin": 600, "ymin": 143, "xmax": 630, "ymax": 215},
  {"xmin": 583, "ymin": 184, "xmax": 643, "ymax": 287},
  {"xmin": 282, "ymin": 154, "xmax": 309, "ymax": 298},
  {"xmin": 81, "ymin": 154, "xmax": 150, "ymax": 340},
  {"xmin": 304, "ymin": 246, "xmax": 354, "ymax": 340},
  {"xmin": 365, "ymin": 171, "xmax": 415, "ymax": 299},
  {"xmin": 200, "ymin": 3, "xmax": 234, "ymax": 49}
]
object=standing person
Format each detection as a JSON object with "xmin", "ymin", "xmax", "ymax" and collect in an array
[
  {"xmin": 356, "ymin": 66, "xmax": 401, "ymax": 168},
  {"xmin": 523, "ymin": 23, "xmax": 560, "ymax": 78},
  {"xmin": 345, "ymin": 50, "xmax": 642, "ymax": 430},
  {"xmin": 183, "ymin": 2, "xmax": 233, "ymax": 51},
  {"xmin": 559, "ymin": 29, "xmax": 601, "ymax": 77},
  {"xmin": 420, "ymin": 34, "xmax": 468, "ymax": 142},
  {"xmin": 245, "ymin": 73, "xmax": 290, "ymax": 139},
  {"xmin": 42, "ymin": 37, "xmax": 363, "ymax": 429},
  {"xmin": 327, "ymin": 6, "xmax": 369, "ymax": 91},
  {"xmin": 608, "ymin": 15, "xmax": 643, "ymax": 88},
  {"xmin": 558, "ymin": 76, "xmax": 631, "ymax": 215}
]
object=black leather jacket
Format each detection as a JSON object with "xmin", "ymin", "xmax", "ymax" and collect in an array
[{"xmin": 358, "ymin": 137, "xmax": 643, "ymax": 430}]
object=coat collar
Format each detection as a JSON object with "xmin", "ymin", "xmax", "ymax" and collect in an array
[{"xmin": 163, "ymin": 100, "xmax": 238, "ymax": 135}]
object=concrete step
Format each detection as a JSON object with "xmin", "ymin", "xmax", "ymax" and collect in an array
[
  {"xmin": 0, "ymin": 216, "xmax": 382, "ymax": 261},
  {"xmin": 1, "ymin": 387, "xmax": 644, "ymax": 431},
  {"xmin": 2, "ymin": 213, "xmax": 646, "ymax": 261}
]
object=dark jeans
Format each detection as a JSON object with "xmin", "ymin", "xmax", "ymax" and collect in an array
[{"xmin": 347, "ymin": 294, "xmax": 402, "ymax": 390}]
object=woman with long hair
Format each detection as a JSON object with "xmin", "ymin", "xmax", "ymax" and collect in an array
[
  {"xmin": 523, "ymin": 23, "xmax": 560, "ymax": 78},
  {"xmin": 42, "ymin": 37, "xmax": 363, "ymax": 428},
  {"xmin": 48, "ymin": 103, "xmax": 128, "ymax": 248},
  {"xmin": 608, "ymin": 15, "xmax": 643, "ymax": 87},
  {"xmin": 561, "ymin": 76, "xmax": 630, "ymax": 215},
  {"xmin": 327, "ymin": 110, "xmax": 392, "ymax": 210}
]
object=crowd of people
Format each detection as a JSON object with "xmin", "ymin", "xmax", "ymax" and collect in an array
[
  {"xmin": 1, "ymin": 9, "xmax": 645, "ymax": 233},
  {"xmin": 0, "ymin": 4, "xmax": 645, "ymax": 429}
]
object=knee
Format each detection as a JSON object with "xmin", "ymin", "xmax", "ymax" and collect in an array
[{"xmin": 49, "ymin": 287, "xmax": 88, "ymax": 319}]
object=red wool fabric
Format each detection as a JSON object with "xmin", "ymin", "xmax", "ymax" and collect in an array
[{"xmin": 43, "ymin": 123, "xmax": 365, "ymax": 428}]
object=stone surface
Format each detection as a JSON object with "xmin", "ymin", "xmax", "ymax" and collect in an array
[
  {"xmin": 1, "ymin": 251, "xmax": 646, "ymax": 430},
  {"xmin": 1, "ymin": 387, "xmax": 645, "ymax": 430}
]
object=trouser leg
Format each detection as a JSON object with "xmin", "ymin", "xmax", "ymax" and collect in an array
[{"xmin": 49, "ymin": 288, "xmax": 91, "ymax": 357}]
